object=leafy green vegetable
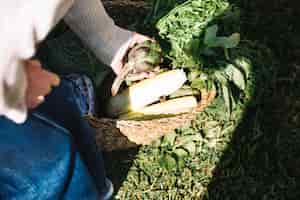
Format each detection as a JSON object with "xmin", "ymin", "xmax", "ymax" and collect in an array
[
  {"xmin": 152, "ymin": 0, "xmax": 249, "ymax": 114},
  {"xmin": 224, "ymin": 63, "xmax": 246, "ymax": 90},
  {"xmin": 156, "ymin": 0, "xmax": 230, "ymax": 68},
  {"xmin": 233, "ymin": 57, "xmax": 252, "ymax": 79},
  {"xmin": 221, "ymin": 84, "xmax": 232, "ymax": 114},
  {"xmin": 42, "ymin": 1, "xmax": 250, "ymax": 118},
  {"xmin": 204, "ymin": 25, "xmax": 240, "ymax": 49}
]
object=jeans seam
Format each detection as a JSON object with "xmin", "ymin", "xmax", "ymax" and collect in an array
[{"xmin": 31, "ymin": 112, "xmax": 71, "ymax": 137}]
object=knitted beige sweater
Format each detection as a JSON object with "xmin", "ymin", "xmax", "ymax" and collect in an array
[{"xmin": 0, "ymin": 0, "xmax": 132, "ymax": 123}]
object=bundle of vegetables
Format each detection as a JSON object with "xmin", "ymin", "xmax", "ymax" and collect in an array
[
  {"xmin": 105, "ymin": 0, "xmax": 251, "ymax": 120},
  {"xmin": 105, "ymin": 40, "xmax": 200, "ymax": 119}
]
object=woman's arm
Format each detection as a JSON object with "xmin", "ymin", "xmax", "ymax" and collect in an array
[{"xmin": 64, "ymin": 0, "xmax": 132, "ymax": 69}]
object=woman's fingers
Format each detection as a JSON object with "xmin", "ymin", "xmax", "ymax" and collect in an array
[
  {"xmin": 25, "ymin": 59, "xmax": 42, "ymax": 68},
  {"xmin": 129, "ymin": 32, "xmax": 154, "ymax": 47},
  {"xmin": 111, "ymin": 32, "xmax": 154, "ymax": 75},
  {"xmin": 40, "ymin": 69, "xmax": 60, "ymax": 87},
  {"xmin": 27, "ymin": 94, "xmax": 45, "ymax": 109},
  {"xmin": 24, "ymin": 59, "xmax": 60, "ymax": 109},
  {"xmin": 26, "ymin": 60, "xmax": 60, "ymax": 87}
]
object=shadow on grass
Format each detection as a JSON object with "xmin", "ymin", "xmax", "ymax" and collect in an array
[
  {"xmin": 207, "ymin": 0, "xmax": 300, "ymax": 199},
  {"xmin": 103, "ymin": 148, "xmax": 139, "ymax": 191}
]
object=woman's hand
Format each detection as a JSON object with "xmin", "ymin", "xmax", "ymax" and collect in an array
[
  {"xmin": 25, "ymin": 60, "xmax": 60, "ymax": 109},
  {"xmin": 111, "ymin": 32, "xmax": 153, "ymax": 75}
]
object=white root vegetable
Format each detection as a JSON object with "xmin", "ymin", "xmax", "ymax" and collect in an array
[
  {"xmin": 105, "ymin": 70, "xmax": 187, "ymax": 117},
  {"xmin": 119, "ymin": 96, "xmax": 198, "ymax": 120}
]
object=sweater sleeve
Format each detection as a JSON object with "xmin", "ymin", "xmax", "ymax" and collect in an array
[
  {"xmin": 0, "ymin": 0, "xmax": 73, "ymax": 123},
  {"xmin": 64, "ymin": 0, "xmax": 133, "ymax": 66}
]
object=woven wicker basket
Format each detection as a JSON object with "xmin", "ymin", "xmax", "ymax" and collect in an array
[{"xmin": 87, "ymin": 90, "xmax": 216, "ymax": 151}]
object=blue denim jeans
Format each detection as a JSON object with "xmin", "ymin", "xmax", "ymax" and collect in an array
[{"xmin": 0, "ymin": 76, "xmax": 107, "ymax": 199}]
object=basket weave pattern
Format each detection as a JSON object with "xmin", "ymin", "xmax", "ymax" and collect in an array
[{"xmin": 88, "ymin": 90, "xmax": 216, "ymax": 151}]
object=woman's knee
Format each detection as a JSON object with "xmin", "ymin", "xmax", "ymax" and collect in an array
[{"xmin": 0, "ymin": 115, "xmax": 76, "ymax": 199}]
